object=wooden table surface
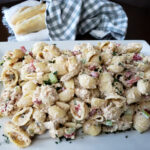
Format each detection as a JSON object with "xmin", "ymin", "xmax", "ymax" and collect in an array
[{"xmin": 0, "ymin": 1, "xmax": 150, "ymax": 43}]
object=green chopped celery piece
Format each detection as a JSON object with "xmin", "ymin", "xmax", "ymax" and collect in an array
[
  {"xmin": 142, "ymin": 110, "xmax": 150, "ymax": 119},
  {"xmin": 106, "ymin": 120, "xmax": 112, "ymax": 126},
  {"xmin": 65, "ymin": 128, "xmax": 75, "ymax": 135},
  {"xmin": 49, "ymin": 73, "xmax": 58, "ymax": 84}
]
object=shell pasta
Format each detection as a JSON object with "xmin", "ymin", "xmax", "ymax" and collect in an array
[{"xmin": 0, "ymin": 41, "xmax": 150, "ymax": 148}]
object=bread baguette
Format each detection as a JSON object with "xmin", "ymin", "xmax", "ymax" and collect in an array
[
  {"xmin": 14, "ymin": 13, "xmax": 46, "ymax": 35},
  {"xmin": 11, "ymin": 4, "xmax": 46, "ymax": 25}
]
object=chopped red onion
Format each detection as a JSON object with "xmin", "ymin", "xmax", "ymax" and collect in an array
[
  {"xmin": 29, "ymin": 52, "xmax": 33, "ymax": 57},
  {"xmin": 30, "ymin": 63, "xmax": 36, "ymax": 72},
  {"xmin": 64, "ymin": 132, "xmax": 75, "ymax": 139},
  {"xmin": 126, "ymin": 76, "xmax": 140, "ymax": 86},
  {"xmin": 20, "ymin": 46, "xmax": 27, "ymax": 53},
  {"xmin": 116, "ymin": 43, "xmax": 121, "ymax": 47},
  {"xmin": 90, "ymin": 71, "xmax": 99, "ymax": 78},
  {"xmin": 89, "ymin": 109, "xmax": 97, "ymax": 117},
  {"xmin": 133, "ymin": 53, "xmax": 142, "ymax": 61},
  {"xmin": 124, "ymin": 71, "xmax": 134, "ymax": 78},
  {"xmin": 88, "ymin": 65, "xmax": 97, "ymax": 71},
  {"xmin": 34, "ymin": 99, "xmax": 42, "ymax": 105},
  {"xmin": 72, "ymin": 51, "xmax": 81, "ymax": 56},
  {"xmin": 75, "ymin": 104, "xmax": 80, "ymax": 112}
]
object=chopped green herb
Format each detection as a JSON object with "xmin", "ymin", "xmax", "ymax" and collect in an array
[
  {"xmin": 118, "ymin": 62, "xmax": 124, "ymax": 67},
  {"xmin": 53, "ymin": 71, "xmax": 58, "ymax": 75},
  {"xmin": 81, "ymin": 59, "xmax": 86, "ymax": 64},
  {"xmin": 124, "ymin": 68, "xmax": 127, "ymax": 71},
  {"xmin": 7, "ymin": 57, "xmax": 11, "ymax": 60},
  {"xmin": 55, "ymin": 134, "xmax": 58, "ymax": 138},
  {"xmin": 59, "ymin": 124, "xmax": 64, "ymax": 128},
  {"xmin": 112, "ymin": 51, "xmax": 117, "ymax": 56},
  {"xmin": 114, "ymin": 78, "xmax": 119, "ymax": 83},
  {"xmin": 115, "ymin": 87, "xmax": 122, "ymax": 95},
  {"xmin": 43, "ymin": 79, "xmax": 51, "ymax": 85},
  {"xmin": 2, "ymin": 134, "xmax": 10, "ymax": 144},
  {"xmin": 21, "ymin": 115, "xmax": 24, "ymax": 118},
  {"xmin": 105, "ymin": 120, "xmax": 112, "ymax": 126},
  {"xmin": 112, "ymin": 78, "xmax": 119, "ymax": 86},
  {"xmin": 49, "ymin": 73, "xmax": 58, "ymax": 84},
  {"xmin": 74, "ymin": 100, "xmax": 77, "ymax": 105},
  {"xmin": 144, "ymin": 79, "xmax": 149, "ymax": 82},
  {"xmin": 20, "ymin": 56, "xmax": 25, "ymax": 61},
  {"xmin": 142, "ymin": 110, "xmax": 150, "ymax": 119},
  {"xmin": 29, "ymin": 129, "xmax": 34, "ymax": 135},
  {"xmin": 65, "ymin": 138, "xmax": 72, "ymax": 141},
  {"xmin": 6, "ymin": 99, "xmax": 10, "ymax": 102},
  {"xmin": 99, "ymin": 56, "xmax": 101, "ymax": 61},
  {"xmin": 94, "ymin": 68, "xmax": 99, "ymax": 72},
  {"xmin": 144, "ymin": 61, "xmax": 148, "ymax": 64},
  {"xmin": 139, "ymin": 72, "xmax": 144, "ymax": 78},
  {"xmin": 76, "ymin": 120, "xmax": 81, "ymax": 124},
  {"xmin": 125, "ymin": 135, "xmax": 128, "ymax": 138},
  {"xmin": 49, "ymin": 60, "xmax": 55, "ymax": 63},
  {"xmin": 0, "ymin": 60, "xmax": 5, "ymax": 66},
  {"xmin": 54, "ymin": 135, "xmax": 64, "ymax": 144},
  {"xmin": 56, "ymin": 87, "xmax": 62, "ymax": 91},
  {"xmin": 58, "ymin": 137, "xmax": 63, "ymax": 142},
  {"xmin": 99, "ymin": 68, "xmax": 103, "ymax": 73},
  {"xmin": 5, "ymin": 139, "xmax": 10, "ymax": 144}
]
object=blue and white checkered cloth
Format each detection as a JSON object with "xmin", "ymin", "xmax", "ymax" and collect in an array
[{"xmin": 45, "ymin": 0, "xmax": 128, "ymax": 40}]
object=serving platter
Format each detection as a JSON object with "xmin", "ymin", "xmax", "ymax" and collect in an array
[{"xmin": 0, "ymin": 40, "xmax": 150, "ymax": 150}]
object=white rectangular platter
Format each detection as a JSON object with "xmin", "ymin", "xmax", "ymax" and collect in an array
[{"xmin": 0, "ymin": 40, "xmax": 150, "ymax": 150}]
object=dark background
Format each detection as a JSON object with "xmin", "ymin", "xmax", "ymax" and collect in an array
[{"xmin": 0, "ymin": 0, "xmax": 150, "ymax": 43}]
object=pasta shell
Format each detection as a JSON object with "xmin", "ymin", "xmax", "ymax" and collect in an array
[
  {"xmin": 43, "ymin": 45, "xmax": 61, "ymax": 60},
  {"xmin": 4, "ymin": 122, "xmax": 31, "ymax": 148},
  {"xmin": 64, "ymin": 79, "xmax": 74, "ymax": 89},
  {"xmin": 59, "ymin": 89, "xmax": 74, "ymax": 102},
  {"xmin": 12, "ymin": 107, "xmax": 33, "ymax": 126},
  {"xmin": 32, "ymin": 42, "xmax": 48, "ymax": 57},
  {"xmin": 48, "ymin": 105, "xmax": 66, "ymax": 121},
  {"xmin": 125, "ymin": 43, "xmax": 142, "ymax": 53},
  {"xmin": 56, "ymin": 101, "xmax": 70, "ymax": 112},
  {"xmin": 27, "ymin": 121, "xmax": 46, "ymax": 136},
  {"xmin": 83, "ymin": 120, "xmax": 101, "ymax": 136},
  {"xmin": 137, "ymin": 79, "xmax": 150, "ymax": 95},
  {"xmin": 134, "ymin": 112, "xmax": 150, "ymax": 133},
  {"xmin": 22, "ymin": 81, "xmax": 37, "ymax": 95},
  {"xmin": 91, "ymin": 98, "xmax": 107, "ymax": 109},
  {"xmin": 17, "ymin": 94, "xmax": 33, "ymax": 108},
  {"xmin": 33, "ymin": 109, "xmax": 46, "ymax": 122},
  {"xmin": 126, "ymin": 87, "xmax": 141, "ymax": 104},
  {"xmin": 78, "ymin": 74, "xmax": 97, "ymax": 89},
  {"xmin": 70, "ymin": 99, "xmax": 89, "ymax": 121},
  {"xmin": 1, "ymin": 68, "xmax": 19, "ymax": 87}
]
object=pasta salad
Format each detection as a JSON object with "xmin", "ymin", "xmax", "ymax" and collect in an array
[{"xmin": 0, "ymin": 41, "xmax": 150, "ymax": 148}]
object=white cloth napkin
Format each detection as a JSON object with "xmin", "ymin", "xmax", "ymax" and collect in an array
[{"xmin": 3, "ymin": 0, "xmax": 49, "ymax": 41}]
